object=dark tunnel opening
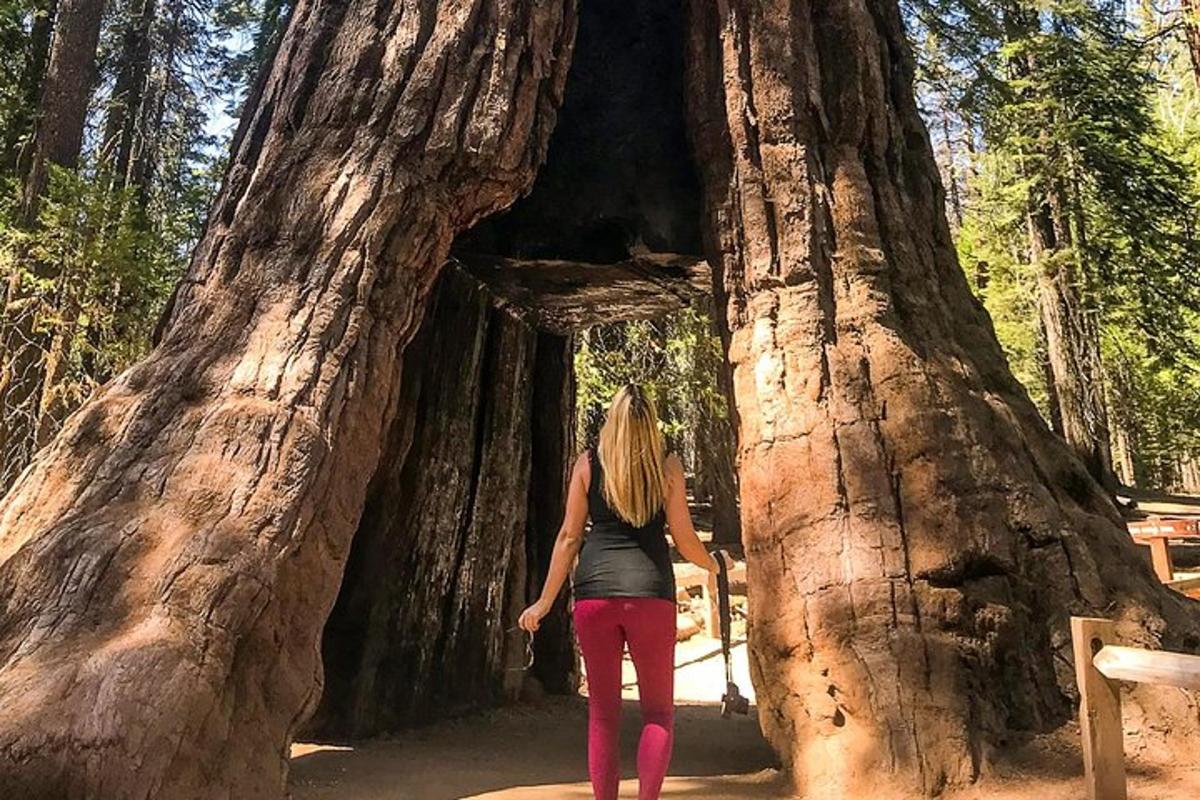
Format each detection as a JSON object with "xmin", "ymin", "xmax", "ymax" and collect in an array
[{"xmin": 456, "ymin": 0, "xmax": 705, "ymax": 262}]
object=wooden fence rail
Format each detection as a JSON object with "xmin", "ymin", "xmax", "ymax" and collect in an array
[{"xmin": 1071, "ymin": 617, "xmax": 1200, "ymax": 800}]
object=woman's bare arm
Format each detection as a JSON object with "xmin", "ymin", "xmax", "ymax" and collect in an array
[
  {"xmin": 664, "ymin": 453, "xmax": 722, "ymax": 573},
  {"xmin": 518, "ymin": 452, "xmax": 590, "ymax": 631}
]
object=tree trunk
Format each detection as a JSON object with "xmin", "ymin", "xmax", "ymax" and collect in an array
[
  {"xmin": 0, "ymin": 2, "xmax": 575, "ymax": 797},
  {"xmin": 1005, "ymin": 8, "xmax": 1114, "ymax": 492},
  {"xmin": 1103, "ymin": 361, "xmax": 1137, "ymax": 488},
  {"xmin": 1179, "ymin": 455, "xmax": 1200, "ymax": 495},
  {"xmin": 17, "ymin": 0, "xmax": 103, "ymax": 224},
  {"xmin": 698, "ymin": 305, "xmax": 740, "ymax": 545},
  {"xmin": 454, "ymin": 251, "xmax": 711, "ymax": 333},
  {"xmin": 101, "ymin": 0, "xmax": 156, "ymax": 188},
  {"xmin": 1184, "ymin": 0, "xmax": 1200, "ymax": 90},
  {"xmin": 310, "ymin": 266, "xmax": 565, "ymax": 739},
  {"xmin": 698, "ymin": 401, "xmax": 740, "ymax": 545},
  {"xmin": 0, "ymin": 0, "xmax": 105, "ymax": 490},
  {"xmin": 1036, "ymin": 317, "xmax": 1064, "ymax": 434},
  {"xmin": 685, "ymin": 1, "xmax": 1200, "ymax": 796},
  {"xmin": 526, "ymin": 328, "xmax": 578, "ymax": 694},
  {"xmin": 1029, "ymin": 195, "xmax": 1115, "ymax": 491},
  {"xmin": 938, "ymin": 99, "xmax": 962, "ymax": 230},
  {"xmin": 3, "ymin": 0, "xmax": 56, "ymax": 173}
]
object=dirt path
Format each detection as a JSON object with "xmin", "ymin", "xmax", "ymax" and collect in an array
[
  {"xmin": 291, "ymin": 636, "xmax": 781, "ymax": 799},
  {"xmin": 290, "ymin": 636, "xmax": 1200, "ymax": 799},
  {"xmin": 290, "ymin": 698, "xmax": 782, "ymax": 799}
]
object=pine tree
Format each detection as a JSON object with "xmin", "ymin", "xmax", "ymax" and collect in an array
[{"xmin": 909, "ymin": 0, "xmax": 1200, "ymax": 491}]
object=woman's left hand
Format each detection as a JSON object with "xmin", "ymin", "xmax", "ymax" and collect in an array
[{"xmin": 518, "ymin": 599, "xmax": 551, "ymax": 632}]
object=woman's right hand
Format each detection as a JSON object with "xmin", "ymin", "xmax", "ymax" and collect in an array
[{"xmin": 518, "ymin": 598, "xmax": 551, "ymax": 632}]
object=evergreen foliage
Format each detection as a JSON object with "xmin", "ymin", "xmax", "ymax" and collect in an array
[
  {"xmin": 0, "ymin": 0, "xmax": 273, "ymax": 486},
  {"xmin": 574, "ymin": 307, "xmax": 732, "ymax": 468},
  {"xmin": 909, "ymin": 0, "xmax": 1200, "ymax": 490}
]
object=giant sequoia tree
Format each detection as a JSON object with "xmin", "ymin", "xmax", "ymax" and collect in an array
[
  {"xmin": 0, "ymin": 1, "xmax": 1197, "ymax": 799},
  {"xmin": 686, "ymin": 0, "xmax": 1199, "ymax": 796},
  {"xmin": 0, "ymin": 1, "xmax": 576, "ymax": 795}
]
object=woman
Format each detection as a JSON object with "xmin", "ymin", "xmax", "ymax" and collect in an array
[{"xmin": 518, "ymin": 383, "xmax": 729, "ymax": 800}]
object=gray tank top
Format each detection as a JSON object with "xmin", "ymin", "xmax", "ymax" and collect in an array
[{"xmin": 573, "ymin": 447, "xmax": 675, "ymax": 601}]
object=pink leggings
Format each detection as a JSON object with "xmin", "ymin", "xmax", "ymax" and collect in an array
[{"xmin": 574, "ymin": 598, "xmax": 676, "ymax": 800}]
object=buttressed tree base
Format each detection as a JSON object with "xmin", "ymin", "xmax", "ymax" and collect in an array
[{"xmin": 0, "ymin": 1, "xmax": 1196, "ymax": 799}]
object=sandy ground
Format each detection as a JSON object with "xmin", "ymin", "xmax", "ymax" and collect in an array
[
  {"xmin": 289, "ymin": 631, "xmax": 1200, "ymax": 799},
  {"xmin": 290, "ymin": 634, "xmax": 781, "ymax": 800}
]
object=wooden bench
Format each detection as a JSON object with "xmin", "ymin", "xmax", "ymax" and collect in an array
[
  {"xmin": 1071, "ymin": 616, "xmax": 1200, "ymax": 800},
  {"xmin": 1127, "ymin": 518, "xmax": 1200, "ymax": 587},
  {"xmin": 1132, "ymin": 533, "xmax": 1175, "ymax": 582},
  {"xmin": 674, "ymin": 560, "xmax": 746, "ymax": 635}
]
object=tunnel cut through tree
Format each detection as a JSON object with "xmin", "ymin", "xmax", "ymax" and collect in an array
[
  {"xmin": 0, "ymin": 1, "xmax": 1198, "ymax": 799},
  {"xmin": 307, "ymin": 0, "xmax": 716, "ymax": 738}
]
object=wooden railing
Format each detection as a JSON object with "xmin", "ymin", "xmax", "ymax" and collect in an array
[{"xmin": 1071, "ymin": 617, "xmax": 1200, "ymax": 800}]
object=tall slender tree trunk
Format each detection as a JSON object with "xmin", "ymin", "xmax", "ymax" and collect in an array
[
  {"xmin": 1179, "ymin": 455, "xmax": 1200, "ymax": 494},
  {"xmin": 1029, "ymin": 190, "xmax": 1115, "ymax": 491},
  {"xmin": 3, "ymin": 0, "xmax": 57, "ymax": 173},
  {"xmin": 938, "ymin": 99, "xmax": 962, "ymax": 229},
  {"xmin": 1037, "ymin": 317, "xmax": 1064, "ymax": 434},
  {"xmin": 17, "ymin": 0, "xmax": 103, "ymax": 224},
  {"xmin": 1105, "ymin": 374, "xmax": 1137, "ymax": 488},
  {"xmin": 101, "ymin": 0, "xmax": 157, "ymax": 188},
  {"xmin": 686, "ymin": 1, "xmax": 1199, "ymax": 796},
  {"xmin": 0, "ymin": 1, "xmax": 575, "ymax": 796},
  {"xmin": 0, "ymin": 0, "xmax": 105, "ymax": 490},
  {"xmin": 1003, "ymin": 7, "xmax": 1115, "ymax": 491},
  {"xmin": 698, "ymin": 305, "xmax": 740, "ymax": 545},
  {"xmin": 1183, "ymin": 0, "xmax": 1200, "ymax": 89}
]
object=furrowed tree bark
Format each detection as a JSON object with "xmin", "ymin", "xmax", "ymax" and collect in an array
[
  {"xmin": 526, "ymin": 328, "xmax": 577, "ymax": 694},
  {"xmin": 309, "ymin": 266, "xmax": 573, "ymax": 738},
  {"xmin": 15, "ymin": 0, "xmax": 102, "ymax": 225},
  {"xmin": 686, "ymin": 0, "xmax": 1200, "ymax": 796},
  {"xmin": 695, "ymin": 301, "xmax": 740, "ymax": 544},
  {"xmin": 0, "ymin": 1, "xmax": 575, "ymax": 796}
]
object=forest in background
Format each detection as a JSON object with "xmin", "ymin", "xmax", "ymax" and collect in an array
[
  {"xmin": 0, "ymin": 0, "xmax": 1198, "ymax": 493},
  {"xmin": 912, "ymin": 0, "xmax": 1200, "ymax": 491}
]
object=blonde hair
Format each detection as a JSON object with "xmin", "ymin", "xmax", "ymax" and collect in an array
[{"xmin": 597, "ymin": 384, "xmax": 667, "ymax": 527}]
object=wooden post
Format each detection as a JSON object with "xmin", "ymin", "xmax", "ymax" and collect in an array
[
  {"xmin": 1135, "ymin": 534, "xmax": 1174, "ymax": 582},
  {"xmin": 1071, "ymin": 617, "xmax": 1127, "ymax": 800},
  {"xmin": 1165, "ymin": 575, "xmax": 1200, "ymax": 598}
]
